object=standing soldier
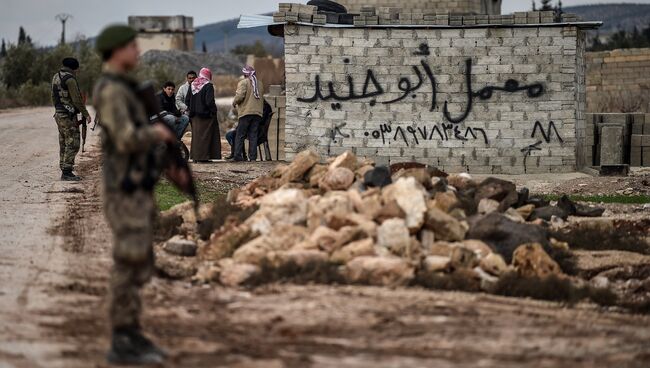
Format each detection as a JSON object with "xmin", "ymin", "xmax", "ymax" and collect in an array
[
  {"xmin": 51, "ymin": 57, "xmax": 91, "ymax": 181},
  {"xmin": 94, "ymin": 25, "xmax": 176, "ymax": 365}
]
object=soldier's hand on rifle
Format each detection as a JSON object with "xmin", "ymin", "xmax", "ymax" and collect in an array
[
  {"xmin": 86, "ymin": 115, "xmax": 92, "ymax": 124},
  {"xmin": 153, "ymin": 123, "xmax": 176, "ymax": 144},
  {"xmin": 166, "ymin": 165, "xmax": 191, "ymax": 189}
]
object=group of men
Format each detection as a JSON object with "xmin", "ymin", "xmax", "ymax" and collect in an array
[
  {"xmin": 155, "ymin": 68, "xmax": 269, "ymax": 163},
  {"xmin": 54, "ymin": 60, "xmax": 269, "ymax": 184}
]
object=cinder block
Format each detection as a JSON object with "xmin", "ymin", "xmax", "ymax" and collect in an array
[
  {"xmin": 527, "ymin": 12, "xmax": 541, "ymax": 24},
  {"xmin": 488, "ymin": 15, "xmax": 502, "ymax": 24},
  {"xmin": 285, "ymin": 12, "xmax": 298, "ymax": 22},
  {"xmin": 540, "ymin": 11, "xmax": 555, "ymax": 19},
  {"xmin": 501, "ymin": 14, "xmax": 515, "ymax": 24},
  {"xmin": 562, "ymin": 13, "xmax": 579, "ymax": 22},
  {"xmin": 601, "ymin": 113, "xmax": 627, "ymax": 125},
  {"xmin": 273, "ymin": 12, "xmax": 286, "ymax": 23},
  {"xmin": 462, "ymin": 15, "xmax": 476, "ymax": 25},
  {"xmin": 366, "ymin": 16, "xmax": 378, "ymax": 25},
  {"xmin": 435, "ymin": 15, "xmax": 448, "ymax": 25},
  {"xmin": 631, "ymin": 147, "xmax": 642, "ymax": 166},
  {"xmin": 312, "ymin": 14, "xmax": 326, "ymax": 25},
  {"xmin": 541, "ymin": 16, "xmax": 555, "ymax": 23},
  {"xmin": 399, "ymin": 13, "xmax": 412, "ymax": 21},
  {"xmin": 449, "ymin": 15, "xmax": 462, "ymax": 26},
  {"xmin": 600, "ymin": 126, "xmax": 624, "ymax": 165}
]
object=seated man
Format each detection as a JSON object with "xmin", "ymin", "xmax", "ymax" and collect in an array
[
  {"xmin": 225, "ymin": 123, "xmax": 246, "ymax": 161},
  {"xmin": 157, "ymin": 81, "xmax": 190, "ymax": 140}
]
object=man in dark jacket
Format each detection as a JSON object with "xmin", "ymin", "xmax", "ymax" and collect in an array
[
  {"xmin": 184, "ymin": 68, "xmax": 221, "ymax": 161},
  {"xmin": 157, "ymin": 81, "xmax": 189, "ymax": 140}
]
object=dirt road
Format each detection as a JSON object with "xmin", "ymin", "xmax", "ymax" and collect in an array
[
  {"xmin": 0, "ymin": 107, "xmax": 109, "ymax": 367},
  {"xmin": 1, "ymin": 107, "xmax": 649, "ymax": 367}
]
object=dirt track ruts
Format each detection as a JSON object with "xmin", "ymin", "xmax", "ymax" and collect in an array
[{"xmin": 1, "ymin": 107, "xmax": 650, "ymax": 367}]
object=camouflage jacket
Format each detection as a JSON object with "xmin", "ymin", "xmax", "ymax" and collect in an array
[
  {"xmin": 93, "ymin": 64, "xmax": 160, "ymax": 193},
  {"xmin": 51, "ymin": 67, "xmax": 90, "ymax": 118}
]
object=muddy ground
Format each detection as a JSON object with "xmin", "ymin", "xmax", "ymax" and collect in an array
[{"xmin": 1, "ymin": 108, "xmax": 650, "ymax": 367}]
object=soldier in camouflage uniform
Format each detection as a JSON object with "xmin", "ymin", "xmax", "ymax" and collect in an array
[
  {"xmin": 93, "ymin": 25, "xmax": 176, "ymax": 366},
  {"xmin": 51, "ymin": 57, "xmax": 91, "ymax": 181}
]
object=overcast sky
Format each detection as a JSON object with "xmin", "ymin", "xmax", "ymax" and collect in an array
[{"xmin": 1, "ymin": 0, "xmax": 648, "ymax": 46}]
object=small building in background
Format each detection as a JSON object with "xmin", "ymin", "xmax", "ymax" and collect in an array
[{"xmin": 128, "ymin": 16, "xmax": 195, "ymax": 54}]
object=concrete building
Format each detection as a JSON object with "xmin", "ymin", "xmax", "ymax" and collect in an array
[
  {"xmin": 586, "ymin": 48, "xmax": 650, "ymax": 114},
  {"xmin": 336, "ymin": 0, "xmax": 502, "ymax": 15},
  {"xmin": 269, "ymin": 4, "xmax": 600, "ymax": 173},
  {"xmin": 128, "ymin": 16, "xmax": 195, "ymax": 54}
]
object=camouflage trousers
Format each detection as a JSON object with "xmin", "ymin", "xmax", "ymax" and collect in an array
[
  {"xmin": 104, "ymin": 190, "xmax": 156, "ymax": 330},
  {"xmin": 55, "ymin": 113, "xmax": 80, "ymax": 172}
]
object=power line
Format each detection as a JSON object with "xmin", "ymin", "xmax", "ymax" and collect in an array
[{"xmin": 55, "ymin": 13, "xmax": 73, "ymax": 45}]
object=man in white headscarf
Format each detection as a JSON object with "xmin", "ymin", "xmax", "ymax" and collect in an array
[{"xmin": 232, "ymin": 65, "xmax": 264, "ymax": 161}]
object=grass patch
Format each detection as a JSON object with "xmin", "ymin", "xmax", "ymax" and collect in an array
[
  {"xmin": 155, "ymin": 179, "xmax": 226, "ymax": 211},
  {"xmin": 544, "ymin": 194, "xmax": 650, "ymax": 204}
]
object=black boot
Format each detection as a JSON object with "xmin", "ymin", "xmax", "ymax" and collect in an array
[
  {"xmin": 107, "ymin": 327, "xmax": 166, "ymax": 366},
  {"xmin": 61, "ymin": 170, "xmax": 81, "ymax": 182}
]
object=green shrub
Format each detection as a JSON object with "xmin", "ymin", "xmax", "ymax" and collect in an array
[{"xmin": 18, "ymin": 82, "xmax": 51, "ymax": 106}]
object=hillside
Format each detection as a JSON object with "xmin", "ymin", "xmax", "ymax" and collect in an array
[
  {"xmin": 140, "ymin": 49, "xmax": 244, "ymax": 75},
  {"xmin": 194, "ymin": 14, "xmax": 283, "ymax": 55},
  {"xmin": 565, "ymin": 3, "xmax": 650, "ymax": 33}
]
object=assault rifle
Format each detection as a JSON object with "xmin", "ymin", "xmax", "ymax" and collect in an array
[
  {"xmin": 80, "ymin": 93, "xmax": 88, "ymax": 152},
  {"xmin": 137, "ymin": 82, "xmax": 199, "ymax": 212},
  {"xmin": 80, "ymin": 116, "xmax": 88, "ymax": 152}
]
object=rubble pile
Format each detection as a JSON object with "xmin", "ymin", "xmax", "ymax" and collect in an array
[{"xmin": 153, "ymin": 150, "xmax": 618, "ymax": 300}]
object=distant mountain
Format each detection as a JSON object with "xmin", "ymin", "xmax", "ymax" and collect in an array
[
  {"xmin": 565, "ymin": 3, "xmax": 650, "ymax": 33},
  {"xmin": 194, "ymin": 14, "xmax": 283, "ymax": 55}
]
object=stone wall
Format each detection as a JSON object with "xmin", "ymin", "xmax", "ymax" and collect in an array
[
  {"xmin": 283, "ymin": 24, "xmax": 587, "ymax": 174},
  {"xmin": 586, "ymin": 48, "xmax": 650, "ymax": 113},
  {"xmin": 335, "ymin": 0, "xmax": 497, "ymax": 14}
]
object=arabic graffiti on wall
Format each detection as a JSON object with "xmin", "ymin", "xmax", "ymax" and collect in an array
[
  {"xmin": 364, "ymin": 123, "xmax": 489, "ymax": 146},
  {"xmin": 297, "ymin": 49, "xmax": 546, "ymax": 126},
  {"xmin": 521, "ymin": 121, "xmax": 565, "ymax": 172}
]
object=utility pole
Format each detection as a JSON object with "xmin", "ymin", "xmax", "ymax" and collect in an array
[{"xmin": 55, "ymin": 13, "xmax": 72, "ymax": 45}]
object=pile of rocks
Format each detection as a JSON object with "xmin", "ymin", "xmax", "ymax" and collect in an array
[{"xmin": 157, "ymin": 150, "xmax": 606, "ymax": 292}]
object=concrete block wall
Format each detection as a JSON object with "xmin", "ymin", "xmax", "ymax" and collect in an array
[
  {"xmin": 283, "ymin": 24, "xmax": 587, "ymax": 174},
  {"xmin": 586, "ymin": 48, "xmax": 650, "ymax": 113},
  {"xmin": 335, "ymin": 0, "xmax": 491, "ymax": 14},
  {"xmin": 264, "ymin": 86, "xmax": 287, "ymax": 161},
  {"xmin": 585, "ymin": 113, "xmax": 650, "ymax": 167}
]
